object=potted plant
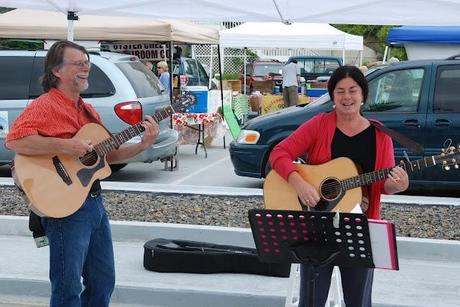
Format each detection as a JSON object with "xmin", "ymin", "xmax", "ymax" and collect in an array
[{"xmin": 216, "ymin": 72, "xmax": 241, "ymax": 92}]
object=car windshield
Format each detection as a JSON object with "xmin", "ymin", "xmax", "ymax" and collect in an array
[
  {"xmin": 116, "ymin": 61, "xmax": 163, "ymax": 98},
  {"xmin": 306, "ymin": 65, "xmax": 388, "ymax": 108},
  {"xmin": 253, "ymin": 64, "xmax": 283, "ymax": 76}
]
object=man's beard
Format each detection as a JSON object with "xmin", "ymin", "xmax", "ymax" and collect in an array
[{"xmin": 74, "ymin": 76, "xmax": 88, "ymax": 92}]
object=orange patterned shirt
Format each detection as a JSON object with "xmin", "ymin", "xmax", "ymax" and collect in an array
[{"xmin": 6, "ymin": 88, "xmax": 102, "ymax": 147}]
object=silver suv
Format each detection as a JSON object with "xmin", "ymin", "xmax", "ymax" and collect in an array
[{"xmin": 0, "ymin": 50, "xmax": 178, "ymax": 170}]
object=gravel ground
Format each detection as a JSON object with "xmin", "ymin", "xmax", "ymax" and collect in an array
[{"xmin": 1, "ymin": 186, "xmax": 459, "ymax": 240}]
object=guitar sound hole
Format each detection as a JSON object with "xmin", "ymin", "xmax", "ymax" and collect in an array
[
  {"xmin": 79, "ymin": 151, "xmax": 99, "ymax": 167},
  {"xmin": 320, "ymin": 178, "xmax": 342, "ymax": 201}
]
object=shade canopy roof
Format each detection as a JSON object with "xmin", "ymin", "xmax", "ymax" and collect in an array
[
  {"xmin": 1, "ymin": 0, "xmax": 460, "ymax": 25},
  {"xmin": 0, "ymin": 9, "xmax": 219, "ymax": 44},
  {"xmin": 220, "ymin": 22, "xmax": 363, "ymax": 50},
  {"xmin": 387, "ymin": 26, "xmax": 460, "ymax": 46}
]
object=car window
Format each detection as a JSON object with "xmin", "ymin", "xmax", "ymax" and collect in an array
[
  {"xmin": 245, "ymin": 63, "xmax": 253, "ymax": 75},
  {"xmin": 116, "ymin": 61, "xmax": 163, "ymax": 98},
  {"xmin": 253, "ymin": 64, "xmax": 282, "ymax": 76},
  {"xmin": 434, "ymin": 65, "xmax": 460, "ymax": 112},
  {"xmin": 30, "ymin": 57, "xmax": 116, "ymax": 99},
  {"xmin": 365, "ymin": 68, "xmax": 424, "ymax": 112},
  {"xmin": 324, "ymin": 60, "xmax": 340, "ymax": 74},
  {"xmin": 299, "ymin": 59, "xmax": 314, "ymax": 74},
  {"xmin": 196, "ymin": 61, "xmax": 209, "ymax": 84},
  {"xmin": 172, "ymin": 61, "xmax": 180, "ymax": 75},
  {"xmin": 185, "ymin": 59, "xmax": 198, "ymax": 76},
  {"xmin": 0, "ymin": 56, "xmax": 33, "ymax": 99}
]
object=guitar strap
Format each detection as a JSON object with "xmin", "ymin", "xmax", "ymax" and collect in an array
[{"xmin": 369, "ymin": 121, "xmax": 424, "ymax": 155}]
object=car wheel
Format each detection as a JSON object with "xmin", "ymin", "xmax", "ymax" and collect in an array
[{"xmin": 110, "ymin": 163, "xmax": 127, "ymax": 173}]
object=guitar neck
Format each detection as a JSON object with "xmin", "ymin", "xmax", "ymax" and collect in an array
[
  {"xmin": 342, "ymin": 155, "xmax": 437, "ymax": 190},
  {"xmin": 93, "ymin": 105, "xmax": 176, "ymax": 156}
]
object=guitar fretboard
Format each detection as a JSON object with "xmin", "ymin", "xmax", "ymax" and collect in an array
[
  {"xmin": 93, "ymin": 105, "xmax": 176, "ymax": 156},
  {"xmin": 341, "ymin": 155, "xmax": 439, "ymax": 190}
]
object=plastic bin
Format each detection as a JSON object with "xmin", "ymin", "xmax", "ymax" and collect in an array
[
  {"xmin": 306, "ymin": 88, "xmax": 328, "ymax": 97},
  {"xmin": 184, "ymin": 86, "xmax": 209, "ymax": 113}
]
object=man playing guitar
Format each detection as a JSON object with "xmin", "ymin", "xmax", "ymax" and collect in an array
[{"xmin": 6, "ymin": 40, "xmax": 159, "ymax": 307}]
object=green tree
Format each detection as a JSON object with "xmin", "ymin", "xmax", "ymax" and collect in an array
[
  {"xmin": 333, "ymin": 24, "xmax": 407, "ymax": 61},
  {"xmin": 0, "ymin": 39, "xmax": 43, "ymax": 50}
]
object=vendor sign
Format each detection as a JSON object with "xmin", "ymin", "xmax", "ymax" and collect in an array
[{"xmin": 103, "ymin": 42, "xmax": 170, "ymax": 60}]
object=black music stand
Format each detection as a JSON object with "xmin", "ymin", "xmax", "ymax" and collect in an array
[{"xmin": 248, "ymin": 209, "xmax": 376, "ymax": 307}]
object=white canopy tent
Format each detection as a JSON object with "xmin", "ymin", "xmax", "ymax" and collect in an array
[
  {"xmin": 220, "ymin": 22, "xmax": 363, "ymax": 94},
  {"xmin": 0, "ymin": 9, "xmax": 219, "ymax": 44},
  {"xmin": 220, "ymin": 22, "xmax": 363, "ymax": 50},
  {"xmin": 1, "ymin": 0, "xmax": 460, "ymax": 26},
  {"xmin": 220, "ymin": 22, "xmax": 363, "ymax": 63},
  {"xmin": 0, "ymin": 8, "xmax": 221, "ymax": 103}
]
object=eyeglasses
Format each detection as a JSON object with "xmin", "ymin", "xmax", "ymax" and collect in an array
[{"xmin": 65, "ymin": 60, "xmax": 91, "ymax": 69}]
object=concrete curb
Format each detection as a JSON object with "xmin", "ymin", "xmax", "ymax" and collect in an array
[{"xmin": 1, "ymin": 215, "xmax": 459, "ymax": 262}]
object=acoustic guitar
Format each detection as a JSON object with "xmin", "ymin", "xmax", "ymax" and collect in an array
[
  {"xmin": 264, "ymin": 147, "xmax": 460, "ymax": 212},
  {"xmin": 12, "ymin": 94, "xmax": 195, "ymax": 218}
]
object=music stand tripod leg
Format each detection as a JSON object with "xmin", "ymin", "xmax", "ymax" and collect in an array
[{"xmin": 291, "ymin": 250, "xmax": 340, "ymax": 307}]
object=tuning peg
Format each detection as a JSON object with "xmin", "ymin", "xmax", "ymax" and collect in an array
[
  {"xmin": 442, "ymin": 161, "xmax": 450, "ymax": 171},
  {"xmin": 455, "ymin": 164, "xmax": 459, "ymax": 169}
]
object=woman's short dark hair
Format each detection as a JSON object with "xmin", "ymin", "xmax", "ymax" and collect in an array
[
  {"xmin": 327, "ymin": 65, "xmax": 368, "ymax": 103},
  {"xmin": 41, "ymin": 40, "xmax": 90, "ymax": 92}
]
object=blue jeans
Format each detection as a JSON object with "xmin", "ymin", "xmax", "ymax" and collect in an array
[
  {"xmin": 42, "ymin": 194, "xmax": 115, "ymax": 307},
  {"xmin": 299, "ymin": 265, "xmax": 374, "ymax": 307}
]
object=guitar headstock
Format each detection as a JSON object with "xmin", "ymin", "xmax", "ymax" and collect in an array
[
  {"xmin": 171, "ymin": 92, "xmax": 196, "ymax": 113},
  {"xmin": 436, "ymin": 145, "xmax": 460, "ymax": 171}
]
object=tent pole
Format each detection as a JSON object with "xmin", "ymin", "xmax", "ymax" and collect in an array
[
  {"xmin": 382, "ymin": 46, "xmax": 389, "ymax": 63},
  {"xmin": 209, "ymin": 45, "xmax": 214, "ymax": 89},
  {"xmin": 67, "ymin": 11, "xmax": 78, "ymax": 41},
  {"xmin": 217, "ymin": 44, "xmax": 226, "ymax": 149},
  {"xmin": 169, "ymin": 41, "xmax": 174, "ymax": 102},
  {"xmin": 243, "ymin": 47, "xmax": 247, "ymax": 95}
]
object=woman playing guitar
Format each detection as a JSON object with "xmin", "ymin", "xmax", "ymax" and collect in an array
[{"xmin": 269, "ymin": 65, "xmax": 409, "ymax": 307}]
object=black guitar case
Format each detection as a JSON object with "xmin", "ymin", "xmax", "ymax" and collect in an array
[{"xmin": 143, "ymin": 238, "xmax": 290, "ymax": 277}]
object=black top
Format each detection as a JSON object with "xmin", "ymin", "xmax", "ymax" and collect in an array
[{"xmin": 331, "ymin": 125, "xmax": 376, "ymax": 174}]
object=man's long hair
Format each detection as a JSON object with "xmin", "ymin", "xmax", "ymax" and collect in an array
[{"xmin": 41, "ymin": 40, "xmax": 90, "ymax": 92}]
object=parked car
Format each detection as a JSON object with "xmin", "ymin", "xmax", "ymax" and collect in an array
[
  {"xmin": 0, "ymin": 50, "xmax": 178, "ymax": 171},
  {"xmin": 172, "ymin": 57, "xmax": 215, "ymax": 88},
  {"xmin": 241, "ymin": 60, "xmax": 284, "ymax": 93},
  {"xmin": 288, "ymin": 56, "xmax": 342, "ymax": 81},
  {"xmin": 230, "ymin": 59, "xmax": 460, "ymax": 192}
]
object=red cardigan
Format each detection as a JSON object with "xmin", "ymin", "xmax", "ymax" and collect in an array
[{"xmin": 269, "ymin": 111, "xmax": 395, "ymax": 219}]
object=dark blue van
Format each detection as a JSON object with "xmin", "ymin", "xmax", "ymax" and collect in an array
[{"xmin": 229, "ymin": 59, "xmax": 460, "ymax": 192}]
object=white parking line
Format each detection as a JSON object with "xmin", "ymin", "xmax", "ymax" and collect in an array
[{"xmin": 172, "ymin": 155, "xmax": 230, "ymax": 184}]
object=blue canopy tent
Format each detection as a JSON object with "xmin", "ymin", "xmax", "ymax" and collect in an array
[{"xmin": 385, "ymin": 26, "xmax": 460, "ymax": 61}]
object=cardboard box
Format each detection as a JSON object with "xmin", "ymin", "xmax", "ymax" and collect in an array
[
  {"xmin": 249, "ymin": 95, "xmax": 263, "ymax": 112},
  {"xmin": 221, "ymin": 80, "xmax": 241, "ymax": 93},
  {"xmin": 310, "ymin": 81, "xmax": 328, "ymax": 88},
  {"xmin": 252, "ymin": 80, "xmax": 274, "ymax": 94}
]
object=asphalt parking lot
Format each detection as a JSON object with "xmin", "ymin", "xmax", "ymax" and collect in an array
[{"xmin": 105, "ymin": 134, "xmax": 265, "ymax": 189}]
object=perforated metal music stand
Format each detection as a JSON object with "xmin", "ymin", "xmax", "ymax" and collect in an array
[{"xmin": 248, "ymin": 209, "xmax": 376, "ymax": 307}]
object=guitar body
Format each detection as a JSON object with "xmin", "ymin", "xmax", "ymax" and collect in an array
[
  {"xmin": 14, "ymin": 123, "xmax": 112, "ymax": 218},
  {"xmin": 263, "ymin": 157, "xmax": 363, "ymax": 212}
]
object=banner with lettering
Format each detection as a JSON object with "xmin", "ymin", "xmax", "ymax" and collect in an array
[{"xmin": 102, "ymin": 42, "xmax": 171, "ymax": 60}]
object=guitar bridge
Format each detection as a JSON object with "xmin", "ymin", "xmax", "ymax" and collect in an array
[{"xmin": 52, "ymin": 156, "xmax": 72, "ymax": 185}]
